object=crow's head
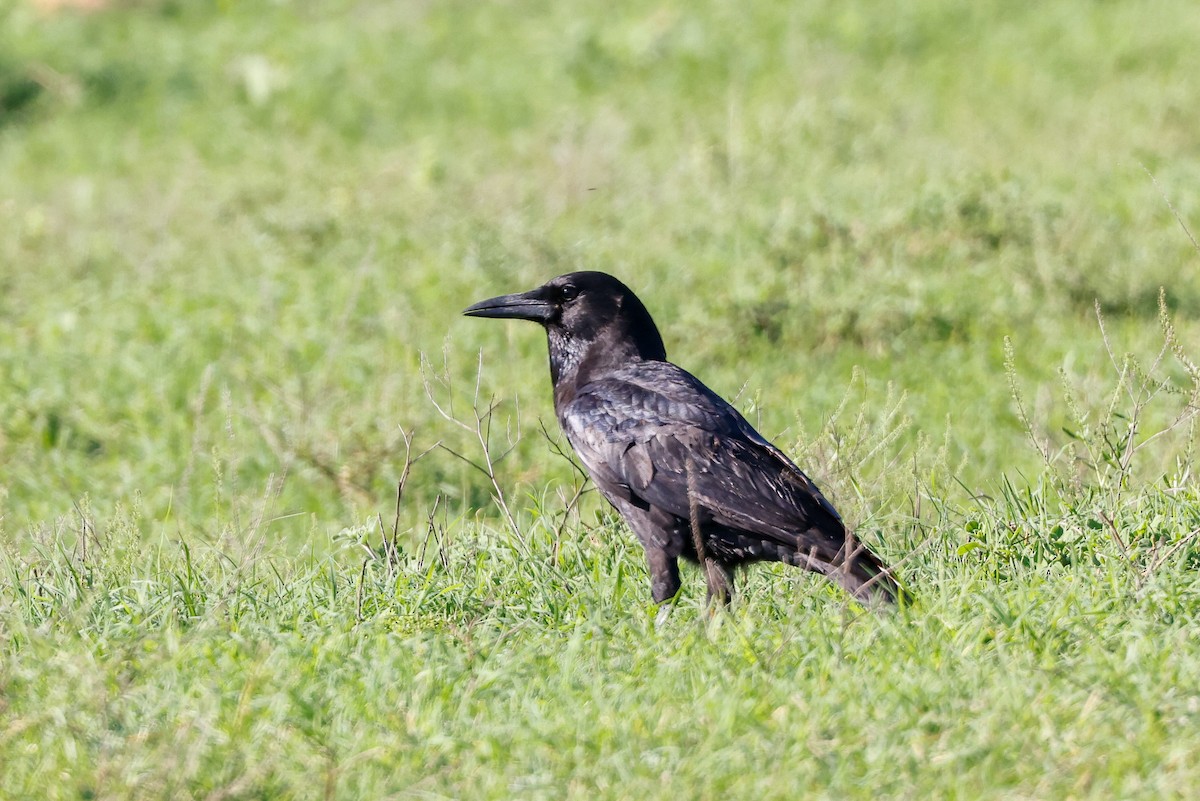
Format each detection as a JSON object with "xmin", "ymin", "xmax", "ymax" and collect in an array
[{"xmin": 464, "ymin": 271, "xmax": 666, "ymax": 386}]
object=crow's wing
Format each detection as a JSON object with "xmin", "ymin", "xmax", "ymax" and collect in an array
[{"xmin": 559, "ymin": 362, "xmax": 847, "ymax": 557}]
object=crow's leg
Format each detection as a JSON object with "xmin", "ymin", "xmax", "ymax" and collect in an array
[
  {"xmin": 645, "ymin": 545, "xmax": 681, "ymax": 604},
  {"xmin": 644, "ymin": 546, "xmax": 681, "ymax": 629},
  {"xmin": 606, "ymin": 496, "xmax": 684, "ymax": 606},
  {"xmin": 704, "ymin": 561, "xmax": 735, "ymax": 606},
  {"xmin": 681, "ymin": 456, "xmax": 735, "ymax": 609}
]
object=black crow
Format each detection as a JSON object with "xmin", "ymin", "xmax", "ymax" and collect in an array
[{"xmin": 464, "ymin": 271, "xmax": 901, "ymax": 607}]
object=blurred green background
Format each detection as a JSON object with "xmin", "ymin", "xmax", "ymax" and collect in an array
[{"xmin": 3, "ymin": 0, "xmax": 1199, "ymax": 542}]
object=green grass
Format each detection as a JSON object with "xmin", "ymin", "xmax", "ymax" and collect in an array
[{"xmin": 3, "ymin": 0, "xmax": 1200, "ymax": 797}]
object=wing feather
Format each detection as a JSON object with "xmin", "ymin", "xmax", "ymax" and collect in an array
[{"xmin": 560, "ymin": 362, "xmax": 845, "ymax": 557}]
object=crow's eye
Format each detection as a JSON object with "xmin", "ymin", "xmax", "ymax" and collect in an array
[{"xmin": 559, "ymin": 284, "xmax": 579, "ymax": 302}]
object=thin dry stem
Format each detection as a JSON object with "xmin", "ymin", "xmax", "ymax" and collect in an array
[{"xmin": 422, "ymin": 351, "xmax": 529, "ymax": 552}]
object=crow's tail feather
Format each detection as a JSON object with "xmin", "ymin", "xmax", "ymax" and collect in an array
[
  {"xmin": 773, "ymin": 534, "xmax": 908, "ymax": 607},
  {"xmin": 835, "ymin": 538, "xmax": 908, "ymax": 606}
]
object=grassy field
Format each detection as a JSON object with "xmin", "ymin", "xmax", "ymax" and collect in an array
[{"xmin": 3, "ymin": 0, "xmax": 1200, "ymax": 797}]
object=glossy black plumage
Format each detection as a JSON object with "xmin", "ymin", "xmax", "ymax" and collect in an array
[{"xmin": 464, "ymin": 271, "xmax": 901, "ymax": 606}]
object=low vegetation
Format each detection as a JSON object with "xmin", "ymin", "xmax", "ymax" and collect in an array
[{"xmin": 3, "ymin": 0, "xmax": 1200, "ymax": 797}]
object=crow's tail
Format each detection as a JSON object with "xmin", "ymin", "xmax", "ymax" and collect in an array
[
  {"xmin": 834, "ymin": 536, "xmax": 908, "ymax": 606},
  {"xmin": 774, "ymin": 532, "xmax": 908, "ymax": 606}
]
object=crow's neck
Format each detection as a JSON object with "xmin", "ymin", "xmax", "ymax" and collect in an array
[{"xmin": 547, "ymin": 326, "xmax": 664, "ymax": 402}]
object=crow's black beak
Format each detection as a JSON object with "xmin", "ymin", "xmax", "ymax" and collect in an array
[{"xmin": 462, "ymin": 289, "xmax": 555, "ymax": 323}]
